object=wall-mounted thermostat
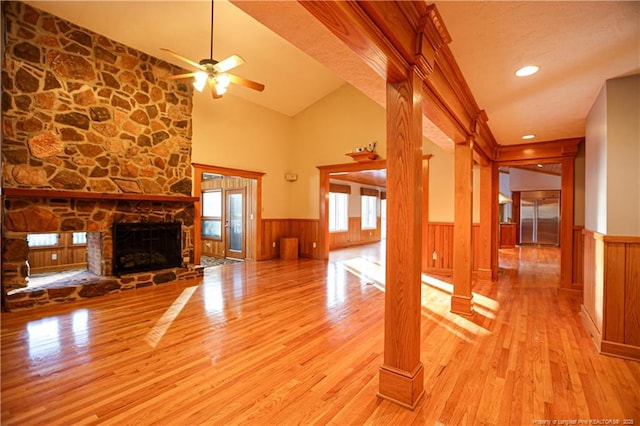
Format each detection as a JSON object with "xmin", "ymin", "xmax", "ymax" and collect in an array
[{"xmin": 285, "ymin": 173, "xmax": 298, "ymax": 182}]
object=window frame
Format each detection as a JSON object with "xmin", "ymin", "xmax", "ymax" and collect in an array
[
  {"xmin": 361, "ymin": 194, "xmax": 377, "ymax": 230},
  {"xmin": 329, "ymin": 192, "xmax": 349, "ymax": 233},
  {"xmin": 201, "ymin": 189, "xmax": 223, "ymax": 240}
]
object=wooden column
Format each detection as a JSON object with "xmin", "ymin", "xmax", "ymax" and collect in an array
[
  {"xmin": 378, "ymin": 68, "xmax": 425, "ymax": 410},
  {"xmin": 452, "ymin": 138, "xmax": 474, "ymax": 315},
  {"xmin": 477, "ymin": 160, "xmax": 499, "ymax": 281},
  {"xmin": 421, "ymin": 155, "xmax": 432, "ymax": 272},
  {"xmin": 560, "ymin": 156, "xmax": 575, "ymax": 289}
]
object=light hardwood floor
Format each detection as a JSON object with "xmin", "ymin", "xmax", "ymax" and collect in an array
[{"xmin": 1, "ymin": 244, "xmax": 638, "ymax": 425}]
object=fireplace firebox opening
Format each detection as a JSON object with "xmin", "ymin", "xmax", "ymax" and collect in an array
[{"xmin": 112, "ymin": 222, "xmax": 183, "ymax": 276}]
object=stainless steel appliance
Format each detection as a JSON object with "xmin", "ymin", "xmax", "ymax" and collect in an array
[{"xmin": 520, "ymin": 190, "xmax": 560, "ymax": 246}]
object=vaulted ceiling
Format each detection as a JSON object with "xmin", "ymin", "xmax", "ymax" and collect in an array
[{"xmin": 25, "ymin": 1, "xmax": 640, "ymax": 149}]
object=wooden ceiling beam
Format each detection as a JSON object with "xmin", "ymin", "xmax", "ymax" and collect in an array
[{"xmin": 300, "ymin": 0, "xmax": 499, "ymax": 158}]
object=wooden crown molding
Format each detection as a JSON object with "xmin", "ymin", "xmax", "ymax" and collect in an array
[{"xmin": 495, "ymin": 138, "xmax": 583, "ymax": 164}]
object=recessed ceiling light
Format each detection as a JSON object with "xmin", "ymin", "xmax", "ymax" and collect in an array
[
  {"xmin": 536, "ymin": 164, "xmax": 543, "ymax": 168},
  {"xmin": 515, "ymin": 65, "xmax": 540, "ymax": 77},
  {"xmin": 522, "ymin": 134, "xmax": 535, "ymax": 140}
]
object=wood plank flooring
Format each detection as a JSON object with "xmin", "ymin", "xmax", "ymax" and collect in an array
[{"xmin": 2, "ymin": 244, "xmax": 639, "ymax": 425}]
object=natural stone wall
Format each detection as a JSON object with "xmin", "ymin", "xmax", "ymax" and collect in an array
[
  {"xmin": 1, "ymin": 1, "xmax": 199, "ymax": 310},
  {"xmin": 1, "ymin": 1, "xmax": 193, "ymax": 194}
]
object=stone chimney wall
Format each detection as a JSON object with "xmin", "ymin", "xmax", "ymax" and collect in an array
[
  {"xmin": 2, "ymin": 1, "xmax": 193, "ymax": 194},
  {"xmin": 1, "ymin": 2, "xmax": 199, "ymax": 302}
]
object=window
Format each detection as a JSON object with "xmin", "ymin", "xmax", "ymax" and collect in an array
[
  {"xmin": 72, "ymin": 232, "xmax": 87, "ymax": 245},
  {"xmin": 27, "ymin": 233, "xmax": 59, "ymax": 247},
  {"xmin": 361, "ymin": 195, "xmax": 377, "ymax": 230},
  {"xmin": 202, "ymin": 190, "xmax": 222, "ymax": 239},
  {"xmin": 360, "ymin": 187, "xmax": 379, "ymax": 230},
  {"xmin": 329, "ymin": 192, "xmax": 348, "ymax": 232}
]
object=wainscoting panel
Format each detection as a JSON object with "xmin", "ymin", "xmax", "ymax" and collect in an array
[
  {"xmin": 260, "ymin": 219, "xmax": 320, "ymax": 260},
  {"xmin": 582, "ymin": 230, "xmax": 640, "ymax": 360},
  {"xmin": 329, "ymin": 217, "xmax": 381, "ymax": 250},
  {"xmin": 572, "ymin": 226, "xmax": 584, "ymax": 287},
  {"xmin": 424, "ymin": 222, "xmax": 480, "ymax": 275}
]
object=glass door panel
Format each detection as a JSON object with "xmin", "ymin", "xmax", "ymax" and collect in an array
[{"xmin": 226, "ymin": 190, "xmax": 245, "ymax": 259}]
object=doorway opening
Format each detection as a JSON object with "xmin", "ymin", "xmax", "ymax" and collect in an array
[
  {"xmin": 193, "ymin": 164, "xmax": 264, "ymax": 265},
  {"xmin": 497, "ymin": 163, "xmax": 565, "ymax": 284}
]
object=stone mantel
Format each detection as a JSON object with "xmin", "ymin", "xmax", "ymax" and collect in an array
[{"xmin": 2, "ymin": 188, "xmax": 199, "ymax": 203}]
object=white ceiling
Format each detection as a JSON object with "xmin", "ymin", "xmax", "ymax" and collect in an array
[{"xmin": 24, "ymin": 1, "xmax": 640, "ymax": 148}]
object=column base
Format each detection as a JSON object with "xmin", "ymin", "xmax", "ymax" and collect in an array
[
  {"xmin": 377, "ymin": 363, "xmax": 425, "ymax": 410},
  {"xmin": 451, "ymin": 294, "xmax": 474, "ymax": 316},
  {"xmin": 476, "ymin": 268, "xmax": 494, "ymax": 282}
]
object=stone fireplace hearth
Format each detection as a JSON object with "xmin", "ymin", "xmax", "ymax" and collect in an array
[{"xmin": 1, "ymin": 2, "xmax": 204, "ymax": 310}]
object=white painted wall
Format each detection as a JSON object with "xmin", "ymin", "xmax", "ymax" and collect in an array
[
  {"xmin": 585, "ymin": 74, "xmax": 640, "ymax": 236},
  {"xmin": 585, "ymin": 84, "xmax": 608, "ymax": 234},
  {"xmin": 509, "ymin": 168, "xmax": 561, "ymax": 191},
  {"xmin": 190, "ymin": 82, "xmax": 468, "ymax": 224},
  {"xmin": 191, "ymin": 92, "xmax": 293, "ymax": 218},
  {"xmin": 605, "ymin": 74, "xmax": 640, "ymax": 236},
  {"xmin": 290, "ymin": 84, "xmax": 387, "ymax": 218}
]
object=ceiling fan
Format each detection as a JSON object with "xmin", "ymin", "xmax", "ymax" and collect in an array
[{"xmin": 160, "ymin": 0, "xmax": 265, "ymax": 98}]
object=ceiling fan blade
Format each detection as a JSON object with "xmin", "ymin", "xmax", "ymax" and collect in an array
[
  {"xmin": 160, "ymin": 48, "xmax": 203, "ymax": 70},
  {"xmin": 228, "ymin": 74, "xmax": 265, "ymax": 92},
  {"xmin": 161, "ymin": 72, "xmax": 198, "ymax": 81},
  {"xmin": 209, "ymin": 77, "xmax": 222, "ymax": 99},
  {"xmin": 214, "ymin": 55, "xmax": 245, "ymax": 73}
]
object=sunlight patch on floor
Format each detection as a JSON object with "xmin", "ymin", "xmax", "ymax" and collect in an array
[
  {"xmin": 421, "ymin": 273, "xmax": 499, "ymax": 319},
  {"xmin": 341, "ymin": 257, "xmax": 385, "ymax": 289},
  {"xmin": 145, "ymin": 286, "xmax": 197, "ymax": 349}
]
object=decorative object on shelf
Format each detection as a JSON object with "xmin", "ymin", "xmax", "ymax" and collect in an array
[{"xmin": 346, "ymin": 141, "xmax": 379, "ymax": 162}]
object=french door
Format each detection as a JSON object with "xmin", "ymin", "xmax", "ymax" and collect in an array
[{"xmin": 225, "ymin": 189, "xmax": 245, "ymax": 259}]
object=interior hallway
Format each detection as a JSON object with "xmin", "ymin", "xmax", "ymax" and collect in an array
[{"xmin": 1, "ymin": 243, "xmax": 638, "ymax": 424}]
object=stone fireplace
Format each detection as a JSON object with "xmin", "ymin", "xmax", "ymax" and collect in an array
[{"xmin": 1, "ymin": 2, "xmax": 204, "ymax": 310}]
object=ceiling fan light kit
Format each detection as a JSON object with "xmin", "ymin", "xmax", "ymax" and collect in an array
[{"xmin": 160, "ymin": 0, "xmax": 264, "ymax": 99}]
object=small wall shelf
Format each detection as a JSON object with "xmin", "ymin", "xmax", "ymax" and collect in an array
[{"xmin": 345, "ymin": 151, "xmax": 379, "ymax": 162}]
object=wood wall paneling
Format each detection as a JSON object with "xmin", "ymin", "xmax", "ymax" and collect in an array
[
  {"xmin": 260, "ymin": 219, "xmax": 319, "ymax": 260},
  {"xmin": 28, "ymin": 233, "xmax": 87, "ymax": 273},
  {"xmin": 625, "ymin": 243, "xmax": 640, "ymax": 346},
  {"xmin": 201, "ymin": 238, "xmax": 224, "ymax": 258},
  {"xmin": 572, "ymin": 226, "xmax": 585, "ymax": 286},
  {"xmin": 329, "ymin": 218, "xmax": 381, "ymax": 250},
  {"xmin": 582, "ymin": 231, "xmax": 640, "ymax": 360},
  {"xmin": 425, "ymin": 222, "xmax": 481, "ymax": 277},
  {"xmin": 604, "ymin": 243, "xmax": 626, "ymax": 342}
]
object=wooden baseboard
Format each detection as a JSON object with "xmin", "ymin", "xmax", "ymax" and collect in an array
[
  {"xmin": 600, "ymin": 340, "xmax": 640, "ymax": 361},
  {"xmin": 580, "ymin": 305, "xmax": 602, "ymax": 352},
  {"xmin": 424, "ymin": 267, "xmax": 452, "ymax": 276}
]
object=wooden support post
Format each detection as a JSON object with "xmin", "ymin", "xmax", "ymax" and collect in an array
[
  {"xmin": 560, "ymin": 156, "xmax": 575, "ymax": 289},
  {"xmin": 478, "ymin": 161, "xmax": 499, "ymax": 281},
  {"xmin": 378, "ymin": 68, "xmax": 425, "ymax": 410},
  {"xmin": 452, "ymin": 138, "xmax": 474, "ymax": 315}
]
